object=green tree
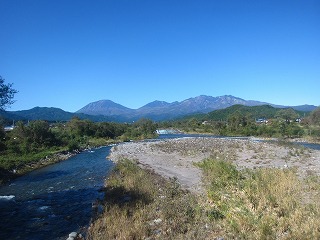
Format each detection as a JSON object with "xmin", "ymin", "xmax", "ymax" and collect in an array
[
  {"xmin": 0, "ymin": 76, "xmax": 18, "ymax": 110},
  {"xmin": 0, "ymin": 124, "xmax": 6, "ymax": 151},
  {"xmin": 227, "ymin": 111, "xmax": 253, "ymax": 133},
  {"xmin": 309, "ymin": 107, "xmax": 320, "ymax": 125},
  {"xmin": 66, "ymin": 117, "xmax": 96, "ymax": 137},
  {"xmin": 7, "ymin": 121, "xmax": 30, "ymax": 154},
  {"xmin": 133, "ymin": 118, "xmax": 157, "ymax": 137},
  {"xmin": 275, "ymin": 108, "xmax": 299, "ymax": 123},
  {"xmin": 28, "ymin": 120, "xmax": 57, "ymax": 147}
]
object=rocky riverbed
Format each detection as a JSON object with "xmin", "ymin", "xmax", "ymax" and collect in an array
[{"xmin": 109, "ymin": 137, "xmax": 320, "ymax": 194}]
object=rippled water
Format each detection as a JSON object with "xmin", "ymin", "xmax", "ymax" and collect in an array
[{"xmin": 0, "ymin": 146, "xmax": 114, "ymax": 240}]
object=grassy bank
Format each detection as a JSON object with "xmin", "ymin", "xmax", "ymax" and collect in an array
[
  {"xmin": 89, "ymin": 157, "xmax": 320, "ymax": 239},
  {"xmin": 87, "ymin": 159, "xmax": 212, "ymax": 239},
  {"xmin": 196, "ymin": 155, "xmax": 320, "ymax": 239},
  {"xmin": 0, "ymin": 137, "xmax": 121, "ymax": 184}
]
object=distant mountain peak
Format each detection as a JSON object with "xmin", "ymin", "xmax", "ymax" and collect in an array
[
  {"xmin": 140, "ymin": 100, "xmax": 171, "ymax": 108},
  {"xmin": 76, "ymin": 100, "xmax": 132, "ymax": 116}
]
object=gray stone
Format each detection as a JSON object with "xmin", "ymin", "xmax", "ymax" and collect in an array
[{"xmin": 67, "ymin": 232, "xmax": 78, "ymax": 239}]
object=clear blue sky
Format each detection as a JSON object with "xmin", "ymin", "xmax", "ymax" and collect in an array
[{"xmin": 1, "ymin": 0, "xmax": 319, "ymax": 112}]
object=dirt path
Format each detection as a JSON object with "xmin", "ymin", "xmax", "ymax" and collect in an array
[{"xmin": 109, "ymin": 137, "xmax": 320, "ymax": 194}]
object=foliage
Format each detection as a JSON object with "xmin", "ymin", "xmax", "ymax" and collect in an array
[
  {"xmin": 159, "ymin": 104, "xmax": 309, "ymax": 138},
  {"xmin": 0, "ymin": 118, "xmax": 158, "ymax": 181},
  {"xmin": 176, "ymin": 104, "xmax": 306, "ymax": 122},
  {"xmin": 309, "ymin": 107, "xmax": 320, "ymax": 126},
  {"xmin": 0, "ymin": 76, "xmax": 18, "ymax": 110},
  {"xmin": 275, "ymin": 108, "xmax": 299, "ymax": 123}
]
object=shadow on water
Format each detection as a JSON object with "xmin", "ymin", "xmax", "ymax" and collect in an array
[
  {"xmin": 23, "ymin": 170, "xmax": 70, "ymax": 182},
  {"xmin": 0, "ymin": 166, "xmax": 16, "ymax": 183}
]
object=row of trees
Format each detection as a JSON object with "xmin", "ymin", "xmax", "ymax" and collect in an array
[
  {"xmin": 0, "ymin": 76, "xmax": 158, "ymax": 153},
  {"xmin": 0, "ymin": 117, "xmax": 158, "ymax": 155},
  {"xmin": 160, "ymin": 107, "xmax": 320, "ymax": 138}
]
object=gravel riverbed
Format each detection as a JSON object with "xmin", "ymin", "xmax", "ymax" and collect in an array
[{"xmin": 109, "ymin": 137, "xmax": 320, "ymax": 194}]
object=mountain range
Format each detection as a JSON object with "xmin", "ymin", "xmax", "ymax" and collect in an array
[
  {"xmin": 1, "ymin": 95, "xmax": 317, "ymax": 123},
  {"xmin": 76, "ymin": 95, "xmax": 317, "ymax": 121}
]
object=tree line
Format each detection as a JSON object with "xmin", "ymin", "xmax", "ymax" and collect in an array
[
  {"xmin": 1, "ymin": 117, "xmax": 157, "ymax": 153},
  {"xmin": 0, "ymin": 117, "xmax": 157, "ymax": 178},
  {"xmin": 159, "ymin": 106, "xmax": 320, "ymax": 139}
]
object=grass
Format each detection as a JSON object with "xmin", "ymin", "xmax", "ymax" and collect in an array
[
  {"xmin": 89, "ymin": 153, "xmax": 320, "ymax": 239},
  {"xmin": 0, "ymin": 138, "xmax": 118, "ymax": 184},
  {"xmin": 0, "ymin": 146, "xmax": 71, "ymax": 184},
  {"xmin": 87, "ymin": 159, "xmax": 213, "ymax": 239},
  {"xmin": 197, "ymin": 155, "xmax": 320, "ymax": 239}
]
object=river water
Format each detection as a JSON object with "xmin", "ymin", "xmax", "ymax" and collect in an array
[
  {"xmin": 0, "ymin": 146, "xmax": 114, "ymax": 240},
  {"xmin": 0, "ymin": 135, "xmax": 319, "ymax": 239}
]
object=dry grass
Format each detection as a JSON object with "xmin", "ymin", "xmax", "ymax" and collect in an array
[
  {"xmin": 197, "ymin": 154, "xmax": 320, "ymax": 239},
  {"xmin": 87, "ymin": 159, "xmax": 213, "ymax": 240},
  {"xmin": 90, "ymin": 138, "xmax": 320, "ymax": 239}
]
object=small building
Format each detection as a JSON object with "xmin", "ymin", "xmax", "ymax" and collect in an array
[
  {"xmin": 4, "ymin": 126, "xmax": 15, "ymax": 131},
  {"xmin": 255, "ymin": 118, "xmax": 268, "ymax": 124}
]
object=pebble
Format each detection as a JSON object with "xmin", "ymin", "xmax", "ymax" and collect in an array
[
  {"xmin": 67, "ymin": 232, "xmax": 77, "ymax": 240},
  {"xmin": 153, "ymin": 218, "xmax": 162, "ymax": 224}
]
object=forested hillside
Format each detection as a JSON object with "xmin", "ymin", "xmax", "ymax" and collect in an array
[{"xmin": 160, "ymin": 105, "xmax": 319, "ymax": 138}]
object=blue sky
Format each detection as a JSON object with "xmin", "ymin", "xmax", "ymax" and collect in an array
[{"xmin": 1, "ymin": 0, "xmax": 319, "ymax": 112}]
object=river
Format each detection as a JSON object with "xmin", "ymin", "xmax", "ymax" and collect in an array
[
  {"xmin": 0, "ymin": 135, "xmax": 319, "ymax": 239},
  {"xmin": 0, "ymin": 146, "xmax": 114, "ymax": 240}
]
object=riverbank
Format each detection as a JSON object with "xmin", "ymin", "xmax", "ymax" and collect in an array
[
  {"xmin": 109, "ymin": 137, "xmax": 320, "ymax": 192},
  {"xmin": 0, "ymin": 136, "xmax": 126, "ymax": 185},
  {"xmin": 0, "ymin": 144, "xmax": 116, "ymax": 185},
  {"xmin": 0, "ymin": 150, "xmax": 73, "ymax": 184},
  {"xmin": 90, "ymin": 137, "xmax": 320, "ymax": 239}
]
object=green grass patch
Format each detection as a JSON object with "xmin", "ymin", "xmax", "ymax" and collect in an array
[{"xmin": 0, "ymin": 147, "xmax": 69, "ymax": 183}]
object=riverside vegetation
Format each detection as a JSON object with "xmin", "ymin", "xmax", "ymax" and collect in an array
[
  {"xmin": 159, "ymin": 105, "xmax": 320, "ymax": 141},
  {"xmin": 1, "ymin": 105, "xmax": 319, "ymax": 183},
  {"xmin": 1, "ymin": 103, "xmax": 320, "ymax": 238},
  {"xmin": 0, "ymin": 117, "xmax": 157, "ymax": 183},
  {"xmin": 89, "ymin": 139, "xmax": 320, "ymax": 239}
]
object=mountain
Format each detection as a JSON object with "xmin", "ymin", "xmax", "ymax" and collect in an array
[
  {"xmin": 13, "ymin": 107, "xmax": 76, "ymax": 121},
  {"xmin": 289, "ymin": 104, "xmax": 317, "ymax": 112},
  {"xmin": 0, "ymin": 107, "xmax": 115, "ymax": 122},
  {"xmin": 76, "ymin": 95, "xmax": 317, "ymax": 121},
  {"xmin": 2, "ymin": 95, "xmax": 317, "ymax": 123},
  {"xmin": 139, "ymin": 100, "xmax": 174, "ymax": 109},
  {"xmin": 202, "ymin": 105, "xmax": 307, "ymax": 121},
  {"xmin": 77, "ymin": 100, "xmax": 134, "ymax": 116}
]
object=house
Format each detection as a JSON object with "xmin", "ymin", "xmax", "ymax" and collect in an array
[{"xmin": 255, "ymin": 118, "xmax": 268, "ymax": 124}]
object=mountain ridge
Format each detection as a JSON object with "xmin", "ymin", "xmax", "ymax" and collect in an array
[
  {"xmin": 1, "ymin": 95, "xmax": 317, "ymax": 123},
  {"xmin": 76, "ymin": 95, "xmax": 317, "ymax": 121}
]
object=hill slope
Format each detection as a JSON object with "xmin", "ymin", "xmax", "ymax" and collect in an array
[
  {"xmin": 1, "ymin": 107, "xmax": 115, "ymax": 122},
  {"xmin": 181, "ymin": 104, "xmax": 308, "ymax": 122}
]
